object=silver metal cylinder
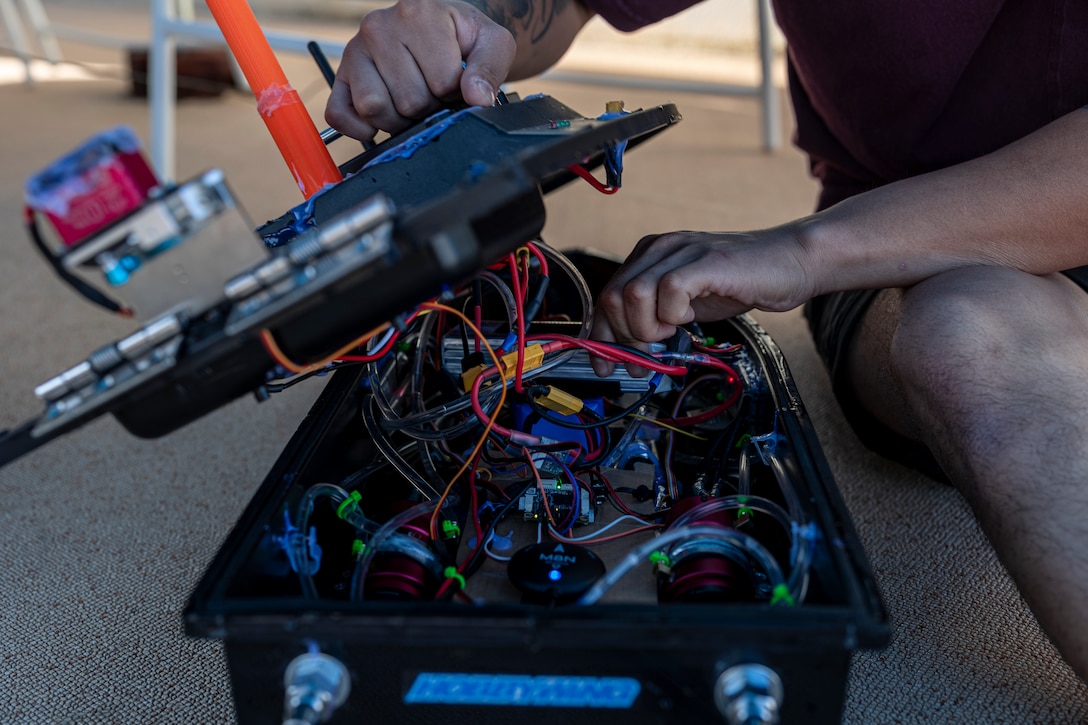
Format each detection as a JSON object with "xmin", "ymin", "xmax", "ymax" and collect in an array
[
  {"xmin": 714, "ymin": 663, "xmax": 784, "ymax": 725},
  {"xmin": 282, "ymin": 652, "xmax": 351, "ymax": 725}
]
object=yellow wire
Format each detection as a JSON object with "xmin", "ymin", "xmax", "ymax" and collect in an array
[{"xmin": 629, "ymin": 414, "xmax": 707, "ymax": 441}]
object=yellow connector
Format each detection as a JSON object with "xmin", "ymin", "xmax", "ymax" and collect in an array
[
  {"xmin": 534, "ymin": 386, "xmax": 584, "ymax": 416},
  {"xmin": 461, "ymin": 344, "xmax": 546, "ymax": 391},
  {"xmin": 460, "ymin": 364, "xmax": 488, "ymax": 391}
]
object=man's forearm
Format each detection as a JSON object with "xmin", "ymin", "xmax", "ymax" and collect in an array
[
  {"xmin": 464, "ymin": 0, "xmax": 594, "ymax": 79},
  {"xmin": 799, "ymin": 108, "xmax": 1088, "ymax": 296}
]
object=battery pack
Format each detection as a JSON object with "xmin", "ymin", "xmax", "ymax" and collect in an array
[{"xmin": 24, "ymin": 125, "xmax": 159, "ymax": 248}]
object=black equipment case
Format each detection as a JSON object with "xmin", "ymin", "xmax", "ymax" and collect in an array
[{"xmin": 185, "ymin": 302, "xmax": 888, "ymax": 724}]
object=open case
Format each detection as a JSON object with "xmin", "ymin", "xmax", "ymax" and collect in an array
[
  {"xmin": 186, "ymin": 288, "xmax": 889, "ymax": 724},
  {"xmin": 6, "ymin": 92, "xmax": 888, "ymax": 723}
]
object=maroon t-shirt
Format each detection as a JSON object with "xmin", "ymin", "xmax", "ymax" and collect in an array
[{"xmin": 583, "ymin": 0, "xmax": 1088, "ymax": 209}]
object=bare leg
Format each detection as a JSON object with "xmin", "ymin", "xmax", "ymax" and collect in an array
[{"xmin": 847, "ymin": 266, "xmax": 1088, "ymax": 680}]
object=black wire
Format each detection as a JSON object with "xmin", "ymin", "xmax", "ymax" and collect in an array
[
  {"xmin": 307, "ymin": 41, "xmax": 337, "ymax": 87},
  {"xmin": 523, "ymin": 274, "xmax": 549, "ymax": 324},
  {"xmin": 702, "ymin": 395, "xmax": 753, "ymax": 484},
  {"xmin": 263, "ymin": 361, "xmax": 364, "ymax": 393},
  {"xmin": 442, "ymin": 480, "xmax": 534, "ymax": 599},
  {"xmin": 26, "ymin": 214, "xmax": 131, "ymax": 315}
]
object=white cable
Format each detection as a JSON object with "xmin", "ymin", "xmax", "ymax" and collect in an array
[{"xmin": 547, "ymin": 514, "xmax": 653, "ymax": 544}]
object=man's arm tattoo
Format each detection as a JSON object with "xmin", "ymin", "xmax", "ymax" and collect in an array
[{"xmin": 465, "ymin": 0, "xmax": 572, "ymax": 44}]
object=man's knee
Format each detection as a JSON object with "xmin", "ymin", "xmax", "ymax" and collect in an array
[
  {"xmin": 890, "ymin": 267, "xmax": 1086, "ymax": 386},
  {"xmin": 870, "ymin": 265, "xmax": 1088, "ymax": 464}
]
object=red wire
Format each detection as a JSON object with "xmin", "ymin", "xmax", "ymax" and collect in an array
[
  {"xmin": 568, "ymin": 164, "xmax": 619, "ymax": 194},
  {"xmin": 525, "ymin": 241, "xmax": 549, "ymax": 277},
  {"xmin": 693, "ymin": 341, "xmax": 744, "ymax": 355},
  {"xmin": 528, "ymin": 335, "xmax": 688, "ymax": 376},
  {"xmin": 335, "ymin": 331, "xmax": 400, "ymax": 362},
  {"xmin": 507, "ymin": 253, "xmax": 528, "ymax": 393},
  {"xmin": 662, "ymin": 372, "xmax": 744, "ymax": 427},
  {"xmin": 470, "ymin": 362, "xmax": 539, "ymax": 445},
  {"xmin": 432, "ymin": 451, "xmax": 491, "ymax": 602},
  {"xmin": 579, "ymin": 418, "xmax": 607, "ymax": 463},
  {"xmin": 590, "ymin": 470, "xmax": 647, "ymax": 519}
]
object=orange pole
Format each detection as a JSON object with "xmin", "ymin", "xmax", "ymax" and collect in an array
[{"xmin": 205, "ymin": 0, "xmax": 341, "ymax": 198}]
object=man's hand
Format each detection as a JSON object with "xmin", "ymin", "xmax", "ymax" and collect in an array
[
  {"xmin": 325, "ymin": 0, "xmax": 516, "ymax": 141},
  {"xmin": 590, "ymin": 229, "xmax": 816, "ymax": 376}
]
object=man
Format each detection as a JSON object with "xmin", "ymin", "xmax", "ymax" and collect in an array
[{"xmin": 325, "ymin": 0, "xmax": 1088, "ymax": 681}]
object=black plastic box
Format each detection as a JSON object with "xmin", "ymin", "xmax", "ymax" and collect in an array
[{"xmin": 185, "ymin": 297, "xmax": 888, "ymax": 724}]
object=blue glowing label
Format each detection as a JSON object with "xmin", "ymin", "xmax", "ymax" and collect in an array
[{"xmin": 405, "ymin": 672, "xmax": 641, "ymax": 708}]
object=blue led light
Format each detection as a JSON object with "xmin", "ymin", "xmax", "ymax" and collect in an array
[{"xmin": 548, "ymin": 569, "xmax": 562, "ymax": 581}]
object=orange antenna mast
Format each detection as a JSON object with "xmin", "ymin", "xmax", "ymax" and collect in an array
[{"xmin": 205, "ymin": 0, "xmax": 342, "ymax": 198}]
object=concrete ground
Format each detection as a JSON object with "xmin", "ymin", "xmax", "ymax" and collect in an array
[{"xmin": 1, "ymin": 2, "xmax": 1087, "ymax": 723}]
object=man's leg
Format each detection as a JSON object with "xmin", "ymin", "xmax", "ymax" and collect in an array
[{"xmin": 846, "ymin": 265, "xmax": 1088, "ymax": 680}]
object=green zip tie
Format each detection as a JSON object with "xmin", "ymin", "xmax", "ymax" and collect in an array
[
  {"xmin": 337, "ymin": 490, "xmax": 362, "ymax": 520},
  {"xmin": 649, "ymin": 551, "xmax": 671, "ymax": 567},
  {"xmin": 352, "ymin": 540, "xmax": 366, "ymax": 556},
  {"xmin": 443, "ymin": 566, "xmax": 466, "ymax": 591},
  {"xmin": 735, "ymin": 433, "xmax": 752, "ymax": 450},
  {"xmin": 770, "ymin": 584, "xmax": 795, "ymax": 606},
  {"xmin": 441, "ymin": 520, "xmax": 461, "ymax": 540}
]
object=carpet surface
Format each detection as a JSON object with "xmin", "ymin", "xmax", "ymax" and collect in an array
[{"xmin": 1, "ymin": 4, "xmax": 1087, "ymax": 722}]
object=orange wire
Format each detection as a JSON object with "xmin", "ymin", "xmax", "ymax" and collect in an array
[
  {"xmin": 421, "ymin": 301, "xmax": 507, "ymax": 539},
  {"xmin": 523, "ymin": 446, "xmax": 560, "ymax": 529},
  {"xmin": 549, "ymin": 524, "xmax": 662, "ymax": 545},
  {"xmin": 259, "ymin": 322, "xmax": 391, "ymax": 375}
]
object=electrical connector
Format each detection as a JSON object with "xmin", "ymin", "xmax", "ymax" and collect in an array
[
  {"xmin": 533, "ymin": 386, "xmax": 584, "ymax": 416},
  {"xmin": 460, "ymin": 363, "xmax": 488, "ymax": 391},
  {"xmin": 460, "ymin": 343, "xmax": 546, "ymax": 391}
]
